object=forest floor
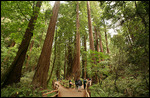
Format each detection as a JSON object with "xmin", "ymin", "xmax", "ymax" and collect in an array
[{"xmin": 55, "ymin": 81, "xmax": 86, "ymax": 97}]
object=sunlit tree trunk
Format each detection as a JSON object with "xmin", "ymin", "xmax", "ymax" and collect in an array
[
  {"xmin": 31, "ymin": 1, "xmax": 60, "ymax": 89},
  {"xmin": 2, "ymin": 1, "xmax": 42, "ymax": 87},
  {"xmin": 87, "ymin": 1, "xmax": 97, "ymax": 83},
  {"xmin": 72, "ymin": 1, "xmax": 81, "ymax": 80},
  {"xmin": 87, "ymin": 1, "xmax": 95, "ymax": 53}
]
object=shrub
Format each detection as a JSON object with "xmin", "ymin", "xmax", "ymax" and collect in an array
[{"xmin": 1, "ymin": 82, "xmax": 42, "ymax": 97}]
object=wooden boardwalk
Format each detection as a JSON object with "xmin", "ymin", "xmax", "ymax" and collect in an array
[{"xmin": 55, "ymin": 81, "xmax": 86, "ymax": 97}]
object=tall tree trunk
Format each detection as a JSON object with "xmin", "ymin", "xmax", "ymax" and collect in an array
[
  {"xmin": 87, "ymin": 1, "xmax": 95, "ymax": 52},
  {"xmin": 98, "ymin": 30, "xmax": 104, "ymax": 61},
  {"xmin": 64, "ymin": 44, "xmax": 67, "ymax": 79},
  {"xmin": 31, "ymin": 1, "xmax": 60, "ymax": 89},
  {"xmin": 72, "ymin": 1, "xmax": 81, "ymax": 80},
  {"xmin": 94, "ymin": 26, "xmax": 100, "ymax": 83},
  {"xmin": 87, "ymin": 1, "xmax": 97, "ymax": 83},
  {"xmin": 66, "ymin": 39, "xmax": 73, "ymax": 79},
  {"xmin": 82, "ymin": 37, "xmax": 85, "ymax": 78},
  {"xmin": 94, "ymin": 26, "xmax": 100, "ymax": 63},
  {"xmin": 104, "ymin": 25, "xmax": 112, "ymax": 70},
  {"xmin": 83, "ymin": 35, "xmax": 87, "ymax": 79},
  {"xmin": 104, "ymin": 25, "xmax": 109, "ymax": 54},
  {"xmin": 56, "ymin": 38, "xmax": 61, "ymax": 79},
  {"xmin": 47, "ymin": 28, "xmax": 58, "ymax": 85},
  {"xmin": 87, "ymin": 1, "xmax": 95, "ymax": 62},
  {"xmin": 2, "ymin": 1, "xmax": 42, "ymax": 87}
]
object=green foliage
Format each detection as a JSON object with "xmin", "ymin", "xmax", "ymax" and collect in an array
[
  {"xmin": 89, "ymin": 74, "xmax": 149, "ymax": 97},
  {"xmin": 1, "ymin": 82, "xmax": 42, "ymax": 97},
  {"xmin": 20, "ymin": 71, "xmax": 35, "ymax": 83},
  {"xmin": 1, "ymin": 45, "xmax": 18, "ymax": 72}
]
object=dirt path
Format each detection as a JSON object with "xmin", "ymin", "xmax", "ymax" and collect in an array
[{"xmin": 55, "ymin": 81, "xmax": 86, "ymax": 97}]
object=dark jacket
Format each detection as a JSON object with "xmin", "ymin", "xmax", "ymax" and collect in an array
[
  {"xmin": 75, "ymin": 80, "xmax": 78, "ymax": 86},
  {"xmin": 78, "ymin": 79, "xmax": 82, "ymax": 86}
]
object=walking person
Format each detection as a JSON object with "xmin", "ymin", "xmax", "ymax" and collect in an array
[
  {"xmin": 77, "ymin": 78, "xmax": 82, "ymax": 92},
  {"xmin": 69, "ymin": 78, "xmax": 72, "ymax": 88},
  {"xmin": 75, "ymin": 79, "xmax": 78, "ymax": 89},
  {"xmin": 83, "ymin": 78, "xmax": 87, "ymax": 89},
  {"xmin": 89, "ymin": 78, "xmax": 92, "ymax": 86}
]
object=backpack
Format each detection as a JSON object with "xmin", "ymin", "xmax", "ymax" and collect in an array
[
  {"xmin": 78, "ymin": 80, "xmax": 82, "ymax": 86},
  {"xmin": 75, "ymin": 80, "xmax": 78, "ymax": 85}
]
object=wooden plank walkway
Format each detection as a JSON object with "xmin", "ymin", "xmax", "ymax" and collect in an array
[{"xmin": 55, "ymin": 81, "xmax": 86, "ymax": 97}]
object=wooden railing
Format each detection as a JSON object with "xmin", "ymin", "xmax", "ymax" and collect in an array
[
  {"xmin": 86, "ymin": 89, "xmax": 90, "ymax": 97},
  {"xmin": 42, "ymin": 81, "xmax": 59, "ymax": 97},
  {"xmin": 85, "ymin": 81, "xmax": 91, "ymax": 97}
]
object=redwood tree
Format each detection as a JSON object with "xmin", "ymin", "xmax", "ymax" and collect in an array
[
  {"xmin": 82, "ymin": 35, "xmax": 87, "ymax": 79},
  {"xmin": 94, "ymin": 26, "xmax": 100, "ymax": 63},
  {"xmin": 72, "ymin": 1, "xmax": 81, "ymax": 80},
  {"xmin": 98, "ymin": 30, "xmax": 104, "ymax": 61},
  {"xmin": 87, "ymin": 1, "xmax": 95, "ymax": 53},
  {"xmin": 66, "ymin": 38, "xmax": 74, "ymax": 79},
  {"xmin": 31, "ymin": 1, "xmax": 60, "ymax": 89},
  {"xmin": 87, "ymin": 1, "xmax": 98, "ymax": 83},
  {"xmin": 104, "ymin": 25, "xmax": 110, "ymax": 54},
  {"xmin": 47, "ymin": 28, "xmax": 58, "ymax": 85},
  {"xmin": 2, "ymin": 1, "xmax": 42, "ymax": 87},
  {"xmin": 64, "ymin": 44, "xmax": 67, "ymax": 79}
]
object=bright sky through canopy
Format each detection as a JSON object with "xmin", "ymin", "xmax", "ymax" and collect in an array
[{"xmin": 49, "ymin": 1, "xmax": 118, "ymax": 37}]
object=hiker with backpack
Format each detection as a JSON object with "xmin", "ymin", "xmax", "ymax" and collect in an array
[{"xmin": 77, "ymin": 78, "xmax": 82, "ymax": 92}]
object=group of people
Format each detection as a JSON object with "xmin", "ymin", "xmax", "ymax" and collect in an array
[{"xmin": 69, "ymin": 78, "xmax": 92, "ymax": 92}]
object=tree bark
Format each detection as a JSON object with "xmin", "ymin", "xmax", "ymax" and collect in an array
[
  {"xmin": 87, "ymin": 1, "xmax": 96, "ymax": 63},
  {"xmin": 72, "ymin": 1, "xmax": 81, "ymax": 80},
  {"xmin": 64, "ymin": 44, "xmax": 67, "ymax": 79},
  {"xmin": 2, "ymin": 1, "xmax": 42, "ymax": 87},
  {"xmin": 82, "ymin": 37, "xmax": 85, "ymax": 78},
  {"xmin": 31, "ymin": 1, "xmax": 60, "ymax": 89},
  {"xmin": 66, "ymin": 39, "xmax": 73, "ymax": 79},
  {"xmin": 98, "ymin": 30, "xmax": 104, "ymax": 61},
  {"xmin": 104, "ymin": 25, "xmax": 109, "ymax": 54},
  {"xmin": 47, "ymin": 28, "xmax": 58, "ymax": 85},
  {"xmin": 94, "ymin": 26, "xmax": 100, "ymax": 63},
  {"xmin": 87, "ymin": 1, "xmax": 95, "ymax": 52},
  {"xmin": 87, "ymin": 1, "xmax": 97, "ymax": 83},
  {"xmin": 83, "ymin": 35, "xmax": 87, "ymax": 79},
  {"xmin": 56, "ymin": 38, "xmax": 61, "ymax": 79}
]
